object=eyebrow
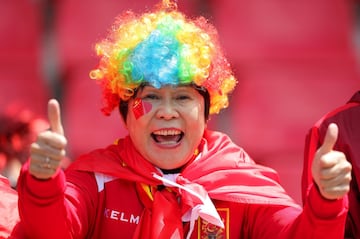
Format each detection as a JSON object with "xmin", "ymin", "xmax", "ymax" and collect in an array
[{"xmin": 142, "ymin": 85, "xmax": 194, "ymax": 91}]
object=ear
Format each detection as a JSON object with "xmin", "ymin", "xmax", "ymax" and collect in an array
[
  {"xmin": 206, "ymin": 114, "xmax": 211, "ymax": 123},
  {"xmin": 118, "ymin": 99, "xmax": 130, "ymax": 124},
  {"xmin": 119, "ymin": 113, "xmax": 128, "ymax": 129}
]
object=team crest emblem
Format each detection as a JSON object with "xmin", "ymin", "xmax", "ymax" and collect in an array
[{"xmin": 197, "ymin": 208, "xmax": 229, "ymax": 239}]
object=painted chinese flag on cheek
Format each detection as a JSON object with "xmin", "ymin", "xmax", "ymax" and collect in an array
[{"xmin": 133, "ymin": 98, "xmax": 153, "ymax": 120}]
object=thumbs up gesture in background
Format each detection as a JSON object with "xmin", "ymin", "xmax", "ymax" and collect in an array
[
  {"xmin": 311, "ymin": 123, "xmax": 352, "ymax": 200},
  {"xmin": 29, "ymin": 99, "xmax": 67, "ymax": 180}
]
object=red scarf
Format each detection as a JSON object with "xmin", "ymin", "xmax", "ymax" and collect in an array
[{"xmin": 69, "ymin": 130, "xmax": 299, "ymax": 238}]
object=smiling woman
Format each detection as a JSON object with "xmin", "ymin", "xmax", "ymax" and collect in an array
[
  {"xmin": 16, "ymin": 0, "xmax": 352, "ymax": 238},
  {"xmin": 126, "ymin": 85, "xmax": 206, "ymax": 170}
]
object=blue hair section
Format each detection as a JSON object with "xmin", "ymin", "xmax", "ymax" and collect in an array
[{"xmin": 129, "ymin": 30, "xmax": 181, "ymax": 88}]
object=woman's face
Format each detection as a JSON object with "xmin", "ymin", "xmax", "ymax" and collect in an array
[{"xmin": 126, "ymin": 85, "xmax": 206, "ymax": 170}]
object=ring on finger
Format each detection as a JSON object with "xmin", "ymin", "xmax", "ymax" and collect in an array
[{"xmin": 41, "ymin": 157, "xmax": 51, "ymax": 169}]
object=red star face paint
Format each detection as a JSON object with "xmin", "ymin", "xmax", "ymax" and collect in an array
[{"xmin": 133, "ymin": 98, "xmax": 152, "ymax": 119}]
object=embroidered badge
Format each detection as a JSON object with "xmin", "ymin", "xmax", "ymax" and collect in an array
[{"xmin": 197, "ymin": 208, "xmax": 229, "ymax": 239}]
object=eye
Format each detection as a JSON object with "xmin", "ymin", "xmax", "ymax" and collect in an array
[
  {"xmin": 142, "ymin": 93, "xmax": 159, "ymax": 100},
  {"xmin": 176, "ymin": 95, "xmax": 191, "ymax": 101}
]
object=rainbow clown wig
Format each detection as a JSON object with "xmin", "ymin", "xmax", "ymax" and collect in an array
[{"xmin": 89, "ymin": 0, "xmax": 237, "ymax": 116}]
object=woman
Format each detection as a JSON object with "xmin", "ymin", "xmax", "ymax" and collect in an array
[{"xmin": 17, "ymin": 1, "xmax": 351, "ymax": 238}]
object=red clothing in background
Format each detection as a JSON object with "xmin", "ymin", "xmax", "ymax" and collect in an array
[
  {"xmin": 0, "ymin": 176, "xmax": 19, "ymax": 239},
  {"xmin": 302, "ymin": 91, "xmax": 360, "ymax": 239}
]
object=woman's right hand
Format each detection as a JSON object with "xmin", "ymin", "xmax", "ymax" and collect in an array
[{"xmin": 29, "ymin": 99, "xmax": 67, "ymax": 180}]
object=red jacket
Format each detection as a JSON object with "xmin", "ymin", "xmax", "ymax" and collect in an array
[
  {"xmin": 18, "ymin": 130, "xmax": 347, "ymax": 238},
  {"xmin": 0, "ymin": 176, "xmax": 19, "ymax": 239},
  {"xmin": 302, "ymin": 91, "xmax": 360, "ymax": 239}
]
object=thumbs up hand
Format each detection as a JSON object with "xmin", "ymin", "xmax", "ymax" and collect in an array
[
  {"xmin": 29, "ymin": 99, "xmax": 68, "ymax": 179},
  {"xmin": 311, "ymin": 123, "xmax": 352, "ymax": 200}
]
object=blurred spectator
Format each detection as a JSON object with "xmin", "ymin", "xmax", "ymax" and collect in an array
[{"xmin": 0, "ymin": 105, "xmax": 48, "ymax": 188}]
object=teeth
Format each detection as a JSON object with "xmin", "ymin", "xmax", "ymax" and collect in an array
[{"xmin": 153, "ymin": 129, "xmax": 181, "ymax": 136}]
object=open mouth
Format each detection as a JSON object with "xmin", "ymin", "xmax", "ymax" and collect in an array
[{"xmin": 151, "ymin": 129, "xmax": 184, "ymax": 145}]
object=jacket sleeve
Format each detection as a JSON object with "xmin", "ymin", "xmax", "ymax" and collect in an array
[
  {"xmin": 249, "ymin": 184, "xmax": 348, "ymax": 239},
  {"xmin": 301, "ymin": 125, "xmax": 321, "ymax": 203},
  {"xmin": 301, "ymin": 185, "xmax": 348, "ymax": 238},
  {"xmin": 17, "ymin": 161, "xmax": 98, "ymax": 239}
]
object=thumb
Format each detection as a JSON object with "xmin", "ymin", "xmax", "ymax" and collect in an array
[
  {"xmin": 319, "ymin": 123, "xmax": 338, "ymax": 154},
  {"xmin": 48, "ymin": 99, "xmax": 64, "ymax": 135}
]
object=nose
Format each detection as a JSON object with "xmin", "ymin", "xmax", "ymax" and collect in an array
[{"xmin": 155, "ymin": 99, "xmax": 179, "ymax": 120}]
